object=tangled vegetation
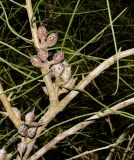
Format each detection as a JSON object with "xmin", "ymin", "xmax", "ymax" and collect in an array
[{"xmin": 0, "ymin": 0, "xmax": 134, "ymax": 159}]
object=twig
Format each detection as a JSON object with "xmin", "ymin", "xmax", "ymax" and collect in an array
[
  {"xmin": 59, "ymin": 48, "xmax": 134, "ymax": 108},
  {"xmin": 122, "ymin": 133, "xmax": 134, "ymax": 160},
  {"xmin": 23, "ymin": 1, "xmax": 59, "ymax": 159},
  {"xmin": 0, "ymin": 111, "xmax": 8, "ymax": 116},
  {"xmin": 29, "ymin": 97, "xmax": 134, "ymax": 160},
  {"xmin": 25, "ymin": 0, "xmax": 40, "ymax": 48},
  {"xmin": 25, "ymin": 0, "xmax": 58, "ymax": 104},
  {"xmin": 66, "ymin": 143, "xmax": 121, "ymax": 160},
  {"xmin": 41, "ymin": 67, "xmax": 59, "ymax": 104},
  {"xmin": 9, "ymin": 0, "xmax": 26, "ymax": 8},
  {"xmin": 105, "ymin": 126, "xmax": 130, "ymax": 160},
  {"xmin": 39, "ymin": 48, "xmax": 134, "ymax": 126},
  {"xmin": 0, "ymin": 82, "xmax": 21, "ymax": 129}
]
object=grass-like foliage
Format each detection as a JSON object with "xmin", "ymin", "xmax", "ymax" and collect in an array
[{"xmin": 0, "ymin": 0, "xmax": 134, "ymax": 160}]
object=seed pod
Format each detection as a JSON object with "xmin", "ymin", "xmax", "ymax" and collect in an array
[
  {"xmin": 17, "ymin": 141, "xmax": 27, "ymax": 158},
  {"xmin": 25, "ymin": 110, "xmax": 35, "ymax": 125},
  {"xmin": 12, "ymin": 107, "xmax": 21, "ymax": 120},
  {"xmin": 30, "ymin": 55, "xmax": 43, "ymax": 68},
  {"xmin": 46, "ymin": 33, "xmax": 58, "ymax": 47},
  {"xmin": 0, "ymin": 148, "xmax": 7, "ymax": 160},
  {"xmin": 28, "ymin": 122, "xmax": 39, "ymax": 127},
  {"xmin": 58, "ymin": 78, "xmax": 77, "ymax": 95},
  {"xmin": 61, "ymin": 66, "xmax": 71, "ymax": 83},
  {"xmin": 52, "ymin": 51, "xmax": 64, "ymax": 64},
  {"xmin": 51, "ymin": 63, "xmax": 64, "ymax": 78},
  {"xmin": 18, "ymin": 124, "xmax": 28, "ymax": 137},
  {"xmin": 62, "ymin": 77, "xmax": 77, "ymax": 89},
  {"xmin": 36, "ymin": 48, "xmax": 48, "ymax": 61},
  {"xmin": 28, "ymin": 127, "xmax": 37, "ymax": 139},
  {"xmin": 37, "ymin": 25, "xmax": 48, "ymax": 42}
]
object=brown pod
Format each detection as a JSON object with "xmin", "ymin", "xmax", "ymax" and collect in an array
[
  {"xmin": 61, "ymin": 66, "xmax": 71, "ymax": 83},
  {"xmin": 18, "ymin": 124, "xmax": 28, "ymax": 137},
  {"xmin": 28, "ymin": 122, "xmax": 39, "ymax": 127},
  {"xmin": 30, "ymin": 55, "xmax": 43, "ymax": 67},
  {"xmin": 46, "ymin": 33, "xmax": 58, "ymax": 47},
  {"xmin": 28, "ymin": 127, "xmax": 37, "ymax": 139},
  {"xmin": 0, "ymin": 148, "xmax": 7, "ymax": 160},
  {"xmin": 25, "ymin": 109, "xmax": 35, "ymax": 125},
  {"xmin": 51, "ymin": 63, "xmax": 64, "ymax": 78},
  {"xmin": 37, "ymin": 25, "xmax": 48, "ymax": 42},
  {"xmin": 36, "ymin": 48, "xmax": 48, "ymax": 61},
  {"xmin": 53, "ymin": 51, "xmax": 64, "ymax": 64},
  {"xmin": 62, "ymin": 77, "xmax": 77, "ymax": 89}
]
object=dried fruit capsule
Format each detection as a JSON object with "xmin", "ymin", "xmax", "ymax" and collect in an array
[
  {"xmin": 28, "ymin": 127, "xmax": 37, "ymax": 139},
  {"xmin": 61, "ymin": 66, "xmax": 71, "ymax": 83},
  {"xmin": 30, "ymin": 55, "xmax": 43, "ymax": 67},
  {"xmin": 58, "ymin": 78, "xmax": 77, "ymax": 95},
  {"xmin": 51, "ymin": 63, "xmax": 64, "ymax": 78},
  {"xmin": 0, "ymin": 148, "xmax": 7, "ymax": 160},
  {"xmin": 36, "ymin": 48, "xmax": 48, "ymax": 61},
  {"xmin": 62, "ymin": 77, "xmax": 77, "ymax": 89},
  {"xmin": 18, "ymin": 123, "xmax": 28, "ymax": 137},
  {"xmin": 17, "ymin": 141, "xmax": 27, "ymax": 158},
  {"xmin": 37, "ymin": 25, "xmax": 48, "ymax": 42},
  {"xmin": 25, "ymin": 110, "xmax": 35, "ymax": 125},
  {"xmin": 52, "ymin": 51, "xmax": 64, "ymax": 64},
  {"xmin": 28, "ymin": 122, "xmax": 39, "ymax": 127},
  {"xmin": 46, "ymin": 33, "xmax": 58, "ymax": 47},
  {"xmin": 12, "ymin": 107, "xmax": 21, "ymax": 120}
]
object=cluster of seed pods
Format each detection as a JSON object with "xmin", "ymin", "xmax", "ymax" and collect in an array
[
  {"xmin": 0, "ymin": 108, "xmax": 39, "ymax": 159},
  {"xmin": 17, "ymin": 108, "xmax": 40, "ymax": 158},
  {"xmin": 30, "ymin": 25, "xmax": 77, "ymax": 95}
]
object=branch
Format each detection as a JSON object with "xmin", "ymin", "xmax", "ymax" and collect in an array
[
  {"xmin": 23, "ymin": 48, "xmax": 134, "ymax": 159},
  {"xmin": 29, "ymin": 97, "xmax": 134, "ymax": 160},
  {"xmin": 25, "ymin": 0, "xmax": 58, "ymax": 104},
  {"xmin": 0, "ymin": 82, "xmax": 21, "ymax": 129},
  {"xmin": 24, "ymin": 1, "xmax": 134, "ymax": 159},
  {"xmin": 122, "ymin": 133, "xmax": 134, "ymax": 160},
  {"xmin": 105, "ymin": 124, "xmax": 131, "ymax": 160},
  {"xmin": 40, "ymin": 48, "xmax": 134, "ymax": 125},
  {"xmin": 25, "ymin": 0, "xmax": 40, "ymax": 48},
  {"xmin": 66, "ymin": 143, "xmax": 120, "ymax": 160},
  {"xmin": 23, "ymin": 1, "xmax": 59, "ymax": 159}
]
